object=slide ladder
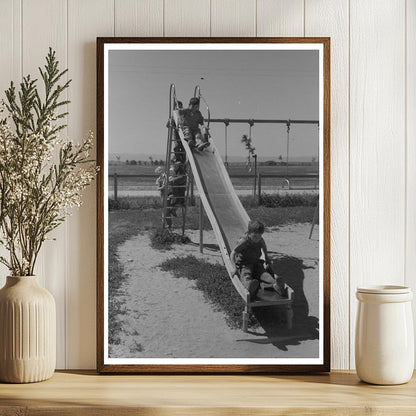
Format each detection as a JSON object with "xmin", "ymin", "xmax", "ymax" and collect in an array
[{"xmin": 162, "ymin": 85, "xmax": 193, "ymax": 234}]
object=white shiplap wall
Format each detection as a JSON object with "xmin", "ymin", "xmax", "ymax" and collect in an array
[{"xmin": 0, "ymin": 0, "xmax": 414, "ymax": 370}]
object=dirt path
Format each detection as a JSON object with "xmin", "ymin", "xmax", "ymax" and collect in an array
[{"xmin": 109, "ymin": 224, "xmax": 319, "ymax": 359}]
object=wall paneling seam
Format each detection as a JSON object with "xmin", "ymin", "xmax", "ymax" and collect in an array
[
  {"xmin": 404, "ymin": 0, "xmax": 408, "ymax": 287},
  {"xmin": 20, "ymin": 0, "xmax": 23, "ymax": 78},
  {"xmin": 19, "ymin": 0, "xmax": 22, "ymax": 80},
  {"xmin": 303, "ymin": 0, "xmax": 305, "ymax": 37},
  {"xmin": 210, "ymin": 0, "xmax": 212, "ymax": 37},
  {"xmin": 348, "ymin": 0, "xmax": 351, "ymax": 370},
  {"xmin": 64, "ymin": 0, "xmax": 69, "ymax": 369}
]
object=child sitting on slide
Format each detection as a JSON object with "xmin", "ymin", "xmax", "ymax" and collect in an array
[
  {"xmin": 230, "ymin": 220, "xmax": 286, "ymax": 301},
  {"xmin": 179, "ymin": 97, "xmax": 210, "ymax": 151}
]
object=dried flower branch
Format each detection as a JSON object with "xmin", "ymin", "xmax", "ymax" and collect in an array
[{"xmin": 0, "ymin": 48, "xmax": 97, "ymax": 276}]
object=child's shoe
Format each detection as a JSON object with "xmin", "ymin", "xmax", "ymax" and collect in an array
[
  {"xmin": 197, "ymin": 141, "xmax": 210, "ymax": 151},
  {"xmin": 272, "ymin": 279, "xmax": 287, "ymax": 297}
]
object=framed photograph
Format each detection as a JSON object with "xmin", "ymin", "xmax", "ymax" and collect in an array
[{"xmin": 97, "ymin": 37, "xmax": 330, "ymax": 373}]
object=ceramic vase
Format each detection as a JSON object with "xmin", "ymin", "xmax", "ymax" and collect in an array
[
  {"xmin": 0, "ymin": 276, "xmax": 56, "ymax": 383},
  {"xmin": 355, "ymin": 285, "xmax": 414, "ymax": 385}
]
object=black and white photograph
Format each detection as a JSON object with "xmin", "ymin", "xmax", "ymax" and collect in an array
[{"xmin": 98, "ymin": 39, "xmax": 330, "ymax": 372}]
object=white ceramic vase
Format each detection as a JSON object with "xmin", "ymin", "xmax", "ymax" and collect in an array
[
  {"xmin": 355, "ymin": 285, "xmax": 414, "ymax": 385},
  {"xmin": 0, "ymin": 276, "xmax": 56, "ymax": 383}
]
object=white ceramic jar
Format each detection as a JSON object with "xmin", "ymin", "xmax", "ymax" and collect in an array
[{"xmin": 355, "ymin": 285, "xmax": 414, "ymax": 385}]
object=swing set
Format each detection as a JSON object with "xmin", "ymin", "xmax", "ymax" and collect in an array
[
  {"xmin": 209, "ymin": 117, "xmax": 319, "ymax": 178},
  {"xmin": 208, "ymin": 117, "xmax": 320, "ymax": 237}
]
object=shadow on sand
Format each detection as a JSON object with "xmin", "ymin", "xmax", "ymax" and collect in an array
[
  {"xmin": 245, "ymin": 254, "xmax": 319, "ymax": 352},
  {"xmin": 186, "ymin": 239, "xmax": 319, "ymax": 352}
]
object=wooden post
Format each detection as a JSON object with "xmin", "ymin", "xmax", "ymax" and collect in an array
[
  {"xmin": 114, "ymin": 173, "xmax": 118, "ymax": 202},
  {"xmin": 309, "ymin": 200, "xmax": 319, "ymax": 239},
  {"xmin": 286, "ymin": 121, "xmax": 290, "ymax": 179},
  {"xmin": 242, "ymin": 310, "xmax": 248, "ymax": 332},
  {"xmin": 181, "ymin": 206, "xmax": 186, "ymax": 236},
  {"xmin": 243, "ymin": 295, "xmax": 251, "ymax": 332},
  {"xmin": 224, "ymin": 119, "xmax": 229, "ymax": 171},
  {"xmin": 199, "ymin": 197, "xmax": 203, "ymax": 253},
  {"xmin": 190, "ymin": 172, "xmax": 195, "ymax": 206},
  {"xmin": 162, "ymin": 124, "xmax": 174, "ymax": 228},
  {"xmin": 257, "ymin": 173, "xmax": 262, "ymax": 205},
  {"xmin": 286, "ymin": 305, "xmax": 294, "ymax": 330},
  {"xmin": 253, "ymin": 154, "xmax": 257, "ymax": 199}
]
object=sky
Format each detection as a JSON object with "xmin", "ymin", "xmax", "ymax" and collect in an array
[{"xmin": 108, "ymin": 48, "xmax": 319, "ymax": 161}]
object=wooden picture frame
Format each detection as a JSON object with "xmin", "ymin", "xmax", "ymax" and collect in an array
[{"xmin": 97, "ymin": 37, "xmax": 330, "ymax": 373}]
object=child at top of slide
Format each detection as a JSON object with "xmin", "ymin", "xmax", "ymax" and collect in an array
[{"xmin": 179, "ymin": 97, "xmax": 210, "ymax": 151}]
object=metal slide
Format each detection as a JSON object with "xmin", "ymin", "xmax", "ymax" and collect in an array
[{"xmin": 172, "ymin": 111, "xmax": 293, "ymax": 330}]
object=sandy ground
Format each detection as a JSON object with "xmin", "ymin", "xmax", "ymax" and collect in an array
[{"xmin": 109, "ymin": 224, "xmax": 320, "ymax": 359}]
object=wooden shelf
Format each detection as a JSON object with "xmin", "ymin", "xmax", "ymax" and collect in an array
[{"xmin": 0, "ymin": 370, "xmax": 415, "ymax": 415}]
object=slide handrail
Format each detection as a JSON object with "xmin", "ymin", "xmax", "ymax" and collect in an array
[{"xmin": 193, "ymin": 84, "xmax": 210, "ymax": 128}]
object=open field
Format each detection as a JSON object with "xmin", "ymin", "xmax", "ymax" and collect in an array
[
  {"xmin": 109, "ymin": 163, "xmax": 318, "ymax": 176},
  {"xmin": 108, "ymin": 163, "xmax": 319, "ymax": 198}
]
